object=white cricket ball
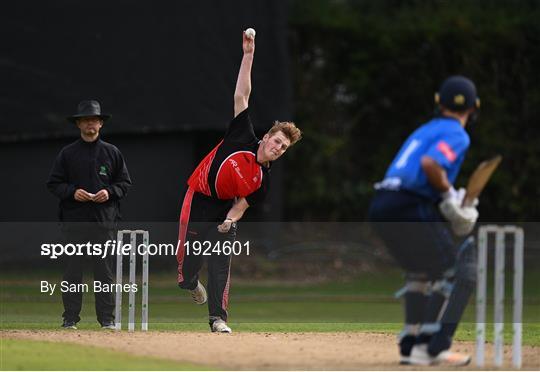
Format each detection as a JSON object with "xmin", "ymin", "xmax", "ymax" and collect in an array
[{"xmin": 245, "ymin": 28, "xmax": 256, "ymax": 39}]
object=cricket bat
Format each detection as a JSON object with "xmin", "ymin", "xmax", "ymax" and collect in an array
[{"xmin": 462, "ymin": 155, "xmax": 502, "ymax": 207}]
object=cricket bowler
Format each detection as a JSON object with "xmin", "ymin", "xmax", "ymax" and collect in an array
[
  {"xmin": 368, "ymin": 76, "xmax": 481, "ymax": 365},
  {"xmin": 175, "ymin": 29, "xmax": 302, "ymax": 333}
]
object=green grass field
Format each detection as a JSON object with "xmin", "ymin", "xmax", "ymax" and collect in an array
[
  {"xmin": 1, "ymin": 338, "xmax": 210, "ymax": 371},
  {"xmin": 1, "ymin": 269, "xmax": 539, "ymax": 370}
]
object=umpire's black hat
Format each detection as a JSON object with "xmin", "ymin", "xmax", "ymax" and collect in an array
[
  {"xmin": 67, "ymin": 100, "xmax": 111, "ymax": 123},
  {"xmin": 435, "ymin": 76, "xmax": 480, "ymax": 112}
]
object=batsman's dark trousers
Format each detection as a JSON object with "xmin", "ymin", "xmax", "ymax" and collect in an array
[
  {"xmin": 176, "ymin": 187, "xmax": 235, "ymax": 322},
  {"xmin": 61, "ymin": 227, "xmax": 115, "ymax": 325},
  {"xmin": 368, "ymin": 189, "xmax": 456, "ymax": 278},
  {"xmin": 369, "ymin": 189, "xmax": 472, "ymax": 355}
]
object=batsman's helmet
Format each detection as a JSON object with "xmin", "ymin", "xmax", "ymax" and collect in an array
[{"xmin": 435, "ymin": 75, "xmax": 480, "ymax": 112}]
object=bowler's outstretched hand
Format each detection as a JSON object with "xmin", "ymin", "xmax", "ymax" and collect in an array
[{"xmin": 243, "ymin": 30, "xmax": 255, "ymax": 55}]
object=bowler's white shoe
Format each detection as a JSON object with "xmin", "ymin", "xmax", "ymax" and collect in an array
[
  {"xmin": 211, "ymin": 319, "xmax": 232, "ymax": 333},
  {"xmin": 189, "ymin": 281, "xmax": 207, "ymax": 305},
  {"xmin": 410, "ymin": 344, "xmax": 471, "ymax": 366}
]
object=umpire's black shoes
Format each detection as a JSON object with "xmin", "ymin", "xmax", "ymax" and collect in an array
[
  {"xmin": 101, "ymin": 321, "xmax": 116, "ymax": 330},
  {"xmin": 61, "ymin": 320, "xmax": 78, "ymax": 329}
]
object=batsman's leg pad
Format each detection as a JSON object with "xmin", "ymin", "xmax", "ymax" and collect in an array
[
  {"xmin": 454, "ymin": 236, "xmax": 477, "ymax": 286},
  {"xmin": 418, "ymin": 275, "xmax": 453, "ymax": 345},
  {"xmin": 399, "ymin": 277, "xmax": 430, "ymax": 355},
  {"xmin": 402, "ymin": 279, "xmax": 430, "ymax": 325},
  {"xmin": 424, "ymin": 276, "xmax": 453, "ymax": 320},
  {"xmin": 399, "ymin": 324, "xmax": 420, "ymax": 357},
  {"xmin": 428, "ymin": 237, "xmax": 476, "ymax": 355}
]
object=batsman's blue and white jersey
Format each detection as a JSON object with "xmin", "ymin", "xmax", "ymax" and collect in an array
[{"xmin": 379, "ymin": 116, "xmax": 469, "ymax": 200}]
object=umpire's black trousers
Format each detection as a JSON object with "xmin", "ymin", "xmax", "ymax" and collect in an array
[{"xmin": 61, "ymin": 227, "xmax": 115, "ymax": 325}]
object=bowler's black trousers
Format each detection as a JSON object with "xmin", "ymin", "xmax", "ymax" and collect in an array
[{"xmin": 177, "ymin": 188, "xmax": 236, "ymax": 324}]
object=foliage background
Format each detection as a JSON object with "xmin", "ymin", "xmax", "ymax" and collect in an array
[{"xmin": 285, "ymin": 0, "xmax": 540, "ymax": 221}]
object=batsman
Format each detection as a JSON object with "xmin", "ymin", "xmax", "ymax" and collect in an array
[
  {"xmin": 368, "ymin": 76, "xmax": 481, "ymax": 366},
  {"xmin": 175, "ymin": 29, "xmax": 301, "ymax": 333}
]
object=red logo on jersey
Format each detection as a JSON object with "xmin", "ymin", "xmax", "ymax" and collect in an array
[
  {"xmin": 215, "ymin": 151, "xmax": 262, "ymax": 199},
  {"xmin": 437, "ymin": 141, "xmax": 457, "ymax": 162}
]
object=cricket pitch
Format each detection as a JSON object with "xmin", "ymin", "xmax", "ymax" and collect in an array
[{"xmin": 2, "ymin": 330, "xmax": 539, "ymax": 370}]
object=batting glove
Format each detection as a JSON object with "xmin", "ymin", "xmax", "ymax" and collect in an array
[{"xmin": 439, "ymin": 187, "xmax": 479, "ymax": 236}]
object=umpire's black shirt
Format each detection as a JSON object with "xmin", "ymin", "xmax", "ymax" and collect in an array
[{"xmin": 46, "ymin": 137, "xmax": 132, "ymax": 224}]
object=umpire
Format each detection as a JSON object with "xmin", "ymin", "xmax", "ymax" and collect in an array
[
  {"xmin": 47, "ymin": 100, "xmax": 131, "ymax": 329},
  {"xmin": 368, "ymin": 76, "xmax": 480, "ymax": 366}
]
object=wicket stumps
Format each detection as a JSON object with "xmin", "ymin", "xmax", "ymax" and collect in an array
[
  {"xmin": 476, "ymin": 225, "xmax": 524, "ymax": 368},
  {"xmin": 115, "ymin": 230, "xmax": 150, "ymax": 331}
]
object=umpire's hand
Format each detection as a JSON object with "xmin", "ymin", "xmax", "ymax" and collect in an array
[
  {"xmin": 93, "ymin": 189, "xmax": 109, "ymax": 203},
  {"xmin": 74, "ymin": 188, "xmax": 93, "ymax": 202}
]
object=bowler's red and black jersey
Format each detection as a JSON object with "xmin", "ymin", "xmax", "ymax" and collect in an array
[{"xmin": 187, "ymin": 109, "xmax": 270, "ymax": 205}]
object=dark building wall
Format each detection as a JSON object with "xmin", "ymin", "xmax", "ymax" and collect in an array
[
  {"xmin": 1, "ymin": 1, "xmax": 291, "ymax": 139},
  {"xmin": 1, "ymin": 1, "xmax": 290, "ymax": 226}
]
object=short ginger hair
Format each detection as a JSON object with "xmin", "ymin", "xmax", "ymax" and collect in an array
[{"xmin": 266, "ymin": 121, "xmax": 302, "ymax": 146}]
